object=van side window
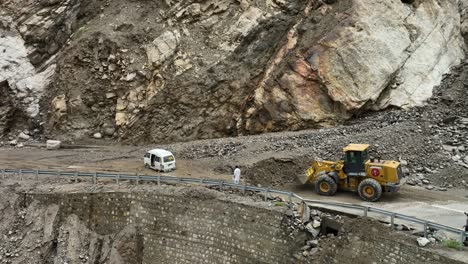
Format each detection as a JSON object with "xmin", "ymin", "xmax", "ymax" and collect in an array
[
  {"xmin": 155, "ymin": 156, "xmax": 161, "ymax": 162},
  {"xmin": 144, "ymin": 153, "xmax": 150, "ymax": 158},
  {"xmin": 163, "ymin": 155, "xmax": 174, "ymax": 163}
]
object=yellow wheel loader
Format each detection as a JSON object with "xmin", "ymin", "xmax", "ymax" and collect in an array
[{"xmin": 299, "ymin": 144, "xmax": 405, "ymax": 202}]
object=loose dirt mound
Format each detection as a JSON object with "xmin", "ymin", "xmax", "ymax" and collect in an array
[{"xmin": 244, "ymin": 156, "xmax": 312, "ymax": 187}]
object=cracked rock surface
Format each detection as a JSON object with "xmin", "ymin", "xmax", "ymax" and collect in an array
[{"xmin": 1, "ymin": 0, "xmax": 467, "ymax": 143}]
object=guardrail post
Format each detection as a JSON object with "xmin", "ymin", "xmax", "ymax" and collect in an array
[
  {"xmin": 157, "ymin": 175, "xmax": 161, "ymax": 186},
  {"xmin": 220, "ymin": 181, "xmax": 224, "ymax": 191},
  {"xmin": 2, "ymin": 169, "xmax": 5, "ymax": 179},
  {"xmin": 93, "ymin": 172, "xmax": 97, "ymax": 184},
  {"xmin": 178, "ymin": 177, "xmax": 181, "ymax": 184},
  {"xmin": 242, "ymin": 184, "xmax": 246, "ymax": 194},
  {"xmin": 364, "ymin": 207, "xmax": 369, "ymax": 217},
  {"xmin": 74, "ymin": 172, "xmax": 78, "ymax": 183},
  {"xmin": 423, "ymin": 222, "xmax": 428, "ymax": 238},
  {"xmin": 116, "ymin": 174, "xmax": 120, "ymax": 184},
  {"xmin": 391, "ymin": 213, "xmax": 396, "ymax": 230},
  {"xmin": 264, "ymin": 188, "xmax": 269, "ymax": 201},
  {"xmin": 19, "ymin": 169, "xmax": 23, "ymax": 181},
  {"xmin": 460, "ymin": 231, "xmax": 466, "ymax": 244},
  {"xmin": 35, "ymin": 170, "xmax": 39, "ymax": 181},
  {"xmin": 288, "ymin": 192, "xmax": 292, "ymax": 204},
  {"xmin": 136, "ymin": 174, "xmax": 140, "ymax": 185}
]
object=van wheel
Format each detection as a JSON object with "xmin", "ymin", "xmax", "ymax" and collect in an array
[
  {"xmin": 358, "ymin": 178, "xmax": 382, "ymax": 202},
  {"xmin": 144, "ymin": 163, "xmax": 149, "ymax": 168},
  {"xmin": 315, "ymin": 175, "xmax": 337, "ymax": 196}
]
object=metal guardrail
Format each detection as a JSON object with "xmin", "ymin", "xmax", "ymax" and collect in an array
[{"xmin": 1, "ymin": 168, "xmax": 467, "ymax": 244}]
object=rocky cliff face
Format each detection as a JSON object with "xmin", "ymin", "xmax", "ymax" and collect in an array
[{"xmin": 1, "ymin": 0, "xmax": 467, "ymax": 143}]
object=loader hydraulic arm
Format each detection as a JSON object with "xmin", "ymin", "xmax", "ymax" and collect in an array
[{"xmin": 298, "ymin": 160, "xmax": 338, "ymax": 185}]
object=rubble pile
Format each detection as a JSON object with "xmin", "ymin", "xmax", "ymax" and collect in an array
[
  {"xmin": 230, "ymin": 61, "xmax": 468, "ymax": 189},
  {"xmin": 283, "ymin": 202, "xmax": 345, "ymax": 261},
  {"xmin": 178, "ymin": 141, "xmax": 245, "ymax": 159}
]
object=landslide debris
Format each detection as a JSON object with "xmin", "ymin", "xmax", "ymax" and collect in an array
[{"xmin": 1, "ymin": 0, "xmax": 467, "ymax": 144}]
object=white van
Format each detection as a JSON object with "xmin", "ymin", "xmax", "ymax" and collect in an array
[{"xmin": 143, "ymin": 149, "xmax": 176, "ymax": 172}]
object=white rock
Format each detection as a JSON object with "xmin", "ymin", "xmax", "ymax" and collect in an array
[
  {"xmin": 9, "ymin": 140, "xmax": 17, "ymax": 146},
  {"xmin": 115, "ymin": 112, "xmax": 128, "ymax": 126},
  {"xmin": 18, "ymin": 132, "xmax": 30, "ymax": 140},
  {"xmin": 145, "ymin": 30, "xmax": 180, "ymax": 67},
  {"xmin": 312, "ymin": 219, "xmax": 321, "ymax": 228},
  {"xmin": 46, "ymin": 140, "xmax": 61, "ymax": 150},
  {"xmin": 93, "ymin": 133, "xmax": 102, "ymax": 139},
  {"xmin": 305, "ymin": 222, "xmax": 320, "ymax": 237},
  {"xmin": 123, "ymin": 73, "xmax": 136, "ymax": 82},
  {"xmin": 105, "ymin": 92, "xmax": 116, "ymax": 99},
  {"xmin": 51, "ymin": 95, "xmax": 67, "ymax": 119},
  {"xmin": 0, "ymin": 17, "xmax": 55, "ymax": 119},
  {"xmin": 116, "ymin": 98, "xmax": 128, "ymax": 111},
  {"xmin": 417, "ymin": 237, "xmax": 431, "ymax": 247}
]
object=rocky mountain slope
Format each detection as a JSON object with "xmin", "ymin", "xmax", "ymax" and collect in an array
[{"xmin": 1, "ymin": 0, "xmax": 467, "ymax": 143}]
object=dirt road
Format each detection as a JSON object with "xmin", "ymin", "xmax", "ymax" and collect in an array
[{"xmin": 1, "ymin": 143, "xmax": 467, "ymax": 234}]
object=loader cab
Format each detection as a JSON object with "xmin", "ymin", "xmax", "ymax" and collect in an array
[{"xmin": 343, "ymin": 144, "xmax": 369, "ymax": 175}]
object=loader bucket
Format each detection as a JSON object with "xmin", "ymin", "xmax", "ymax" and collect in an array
[{"xmin": 298, "ymin": 167, "xmax": 314, "ymax": 185}]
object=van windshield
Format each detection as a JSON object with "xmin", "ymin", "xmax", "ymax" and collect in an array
[{"xmin": 163, "ymin": 155, "xmax": 175, "ymax": 163}]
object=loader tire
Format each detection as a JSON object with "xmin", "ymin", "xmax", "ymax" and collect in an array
[
  {"xmin": 358, "ymin": 178, "xmax": 382, "ymax": 202},
  {"xmin": 315, "ymin": 175, "xmax": 337, "ymax": 196}
]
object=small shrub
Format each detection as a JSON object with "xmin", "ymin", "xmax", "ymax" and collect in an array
[
  {"xmin": 273, "ymin": 201, "xmax": 285, "ymax": 207},
  {"xmin": 442, "ymin": 239, "xmax": 463, "ymax": 250},
  {"xmin": 73, "ymin": 26, "xmax": 88, "ymax": 39}
]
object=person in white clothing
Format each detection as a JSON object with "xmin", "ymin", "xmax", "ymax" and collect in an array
[{"xmin": 233, "ymin": 166, "xmax": 241, "ymax": 184}]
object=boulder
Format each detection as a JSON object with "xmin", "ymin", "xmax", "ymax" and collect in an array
[
  {"xmin": 312, "ymin": 219, "xmax": 321, "ymax": 229},
  {"xmin": 307, "ymin": 240, "xmax": 319, "ymax": 248},
  {"xmin": 298, "ymin": 202, "xmax": 310, "ymax": 223},
  {"xmin": 105, "ymin": 93, "xmax": 116, "ymax": 99},
  {"xmin": 46, "ymin": 140, "xmax": 61, "ymax": 150},
  {"xmin": 115, "ymin": 112, "xmax": 128, "ymax": 127},
  {"xmin": 243, "ymin": 0, "xmax": 465, "ymax": 135},
  {"xmin": 417, "ymin": 237, "xmax": 431, "ymax": 247},
  {"xmin": 18, "ymin": 132, "xmax": 30, "ymax": 140},
  {"xmin": 305, "ymin": 222, "xmax": 320, "ymax": 237},
  {"xmin": 51, "ymin": 95, "xmax": 68, "ymax": 119},
  {"xmin": 93, "ymin": 133, "xmax": 102, "ymax": 139},
  {"xmin": 103, "ymin": 126, "xmax": 116, "ymax": 136},
  {"xmin": 145, "ymin": 30, "xmax": 180, "ymax": 67}
]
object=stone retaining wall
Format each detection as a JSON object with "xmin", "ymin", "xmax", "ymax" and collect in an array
[{"xmin": 27, "ymin": 192, "xmax": 299, "ymax": 263}]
